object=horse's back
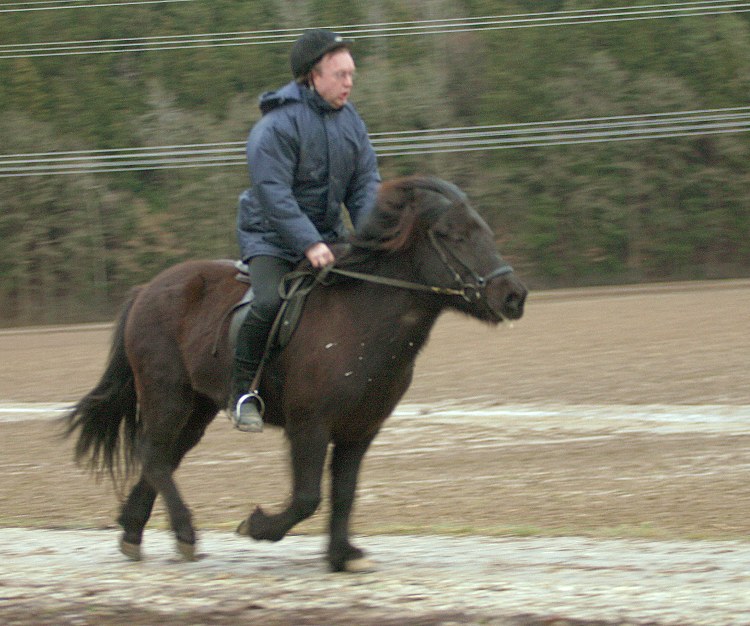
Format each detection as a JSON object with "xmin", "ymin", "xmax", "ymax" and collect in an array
[{"xmin": 126, "ymin": 260, "xmax": 246, "ymax": 403}]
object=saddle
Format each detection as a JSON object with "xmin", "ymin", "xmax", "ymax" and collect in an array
[{"xmin": 226, "ymin": 261, "xmax": 320, "ymax": 357}]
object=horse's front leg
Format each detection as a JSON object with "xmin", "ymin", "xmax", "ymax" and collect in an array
[
  {"xmin": 328, "ymin": 439, "xmax": 374, "ymax": 572},
  {"xmin": 238, "ymin": 421, "xmax": 328, "ymax": 542}
]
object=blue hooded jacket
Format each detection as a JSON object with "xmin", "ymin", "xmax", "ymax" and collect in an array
[{"xmin": 237, "ymin": 81, "xmax": 381, "ymax": 262}]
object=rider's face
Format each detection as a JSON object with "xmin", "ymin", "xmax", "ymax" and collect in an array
[{"xmin": 312, "ymin": 49, "xmax": 356, "ymax": 109}]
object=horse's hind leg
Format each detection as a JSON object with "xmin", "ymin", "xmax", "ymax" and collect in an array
[
  {"xmin": 118, "ymin": 478, "xmax": 157, "ymax": 560},
  {"xmin": 328, "ymin": 439, "xmax": 374, "ymax": 572},
  {"xmin": 118, "ymin": 394, "xmax": 217, "ymax": 560}
]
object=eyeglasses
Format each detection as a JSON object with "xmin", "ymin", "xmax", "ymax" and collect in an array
[{"xmin": 316, "ymin": 69, "xmax": 356, "ymax": 82}]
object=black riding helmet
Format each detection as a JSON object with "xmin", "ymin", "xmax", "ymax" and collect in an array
[{"xmin": 290, "ymin": 29, "xmax": 353, "ymax": 80}]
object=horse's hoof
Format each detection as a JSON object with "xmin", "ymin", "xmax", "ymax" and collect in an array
[
  {"xmin": 330, "ymin": 555, "xmax": 376, "ymax": 573},
  {"xmin": 235, "ymin": 507, "xmax": 265, "ymax": 538},
  {"xmin": 236, "ymin": 518, "xmax": 250, "ymax": 536},
  {"xmin": 244, "ymin": 506, "xmax": 285, "ymax": 542},
  {"xmin": 177, "ymin": 540, "xmax": 197, "ymax": 561},
  {"xmin": 119, "ymin": 537, "xmax": 142, "ymax": 561},
  {"xmin": 343, "ymin": 557, "xmax": 376, "ymax": 573}
]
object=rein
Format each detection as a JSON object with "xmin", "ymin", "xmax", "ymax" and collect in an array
[
  {"xmin": 325, "ymin": 267, "xmax": 467, "ymax": 297},
  {"xmin": 284, "ymin": 230, "xmax": 514, "ymax": 304}
]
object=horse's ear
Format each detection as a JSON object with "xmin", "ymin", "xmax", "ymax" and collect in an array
[{"xmin": 410, "ymin": 177, "xmax": 457, "ymax": 226}]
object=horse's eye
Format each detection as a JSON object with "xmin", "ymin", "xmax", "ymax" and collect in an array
[
  {"xmin": 434, "ymin": 216, "xmax": 469, "ymax": 243},
  {"xmin": 439, "ymin": 227, "xmax": 467, "ymax": 244}
]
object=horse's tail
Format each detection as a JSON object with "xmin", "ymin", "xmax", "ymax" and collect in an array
[{"xmin": 62, "ymin": 287, "xmax": 142, "ymax": 486}]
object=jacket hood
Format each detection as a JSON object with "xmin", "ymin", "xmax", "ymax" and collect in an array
[
  {"xmin": 259, "ymin": 81, "xmax": 342, "ymax": 115},
  {"xmin": 258, "ymin": 81, "xmax": 303, "ymax": 115}
]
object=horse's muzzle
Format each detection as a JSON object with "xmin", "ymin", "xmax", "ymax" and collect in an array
[
  {"xmin": 490, "ymin": 275, "xmax": 527, "ymax": 322},
  {"xmin": 502, "ymin": 286, "xmax": 527, "ymax": 320}
]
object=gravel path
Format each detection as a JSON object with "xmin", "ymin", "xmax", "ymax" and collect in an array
[{"xmin": 2, "ymin": 528, "xmax": 750, "ymax": 625}]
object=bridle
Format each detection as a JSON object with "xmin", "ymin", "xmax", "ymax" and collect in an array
[
  {"xmin": 425, "ymin": 229, "xmax": 514, "ymax": 303},
  {"xmin": 291, "ymin": 225, "xmax": 514, "ymax": 305}
]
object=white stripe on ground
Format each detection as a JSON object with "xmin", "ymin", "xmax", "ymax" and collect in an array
[{"xmin": 2, "ymin": 401, "xmax": 748, "ymax": 434}]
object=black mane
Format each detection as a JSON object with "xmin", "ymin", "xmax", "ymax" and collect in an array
[{"xmin": 345, "ymin": 176, "xmax": 463, "ymax": 263}]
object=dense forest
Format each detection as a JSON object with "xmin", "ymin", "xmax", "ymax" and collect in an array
[{"xmin": 1, "ymin": 0, "xmax": 749, "ymax": 325}]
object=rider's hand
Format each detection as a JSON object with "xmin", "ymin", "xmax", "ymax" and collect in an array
[{"xmin": 305, "ymin": 242, "xmax": 335, "ymax": 268}]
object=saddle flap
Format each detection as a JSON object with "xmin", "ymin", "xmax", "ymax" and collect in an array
[{"xmin": 228, "ymin": 270, "xmax": 318, "ymax": 357}]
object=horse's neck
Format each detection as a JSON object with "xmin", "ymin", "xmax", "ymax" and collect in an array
[
  {"xmin": 330, "ymin": 289, "xmax": 439, "ymax": 379},
  {"xmin": 375, "ymin": 291, "xmax": 437, "ymax": 337},
  {"xmin": 338, "ymin": 255, "xmax": 443, "ymax": 354}
]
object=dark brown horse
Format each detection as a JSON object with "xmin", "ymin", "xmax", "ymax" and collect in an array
[{"xmin": 64, "ymin": 176, "xmax": 527, "ymax": 572}]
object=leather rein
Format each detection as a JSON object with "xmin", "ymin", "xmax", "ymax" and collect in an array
[{"xmin": 283, "ymin": 229, "xmax": 514, "ymax": 304}]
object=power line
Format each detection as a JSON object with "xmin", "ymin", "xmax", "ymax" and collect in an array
[
  {"xmin": 2, "ymin": 107, "xmax": 748, "ymax": 177},
  {"xmin": 0, "ymin": 0, "xmax": 197, "ymax": 13},
  {"xmin": 2, "ymin": 1, "xmax": 750, "ymax": 58}
]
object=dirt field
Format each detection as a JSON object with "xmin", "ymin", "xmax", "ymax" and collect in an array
[{"xmin": 1, "ymin": 280, "xmax": 750, "ymax": 624}]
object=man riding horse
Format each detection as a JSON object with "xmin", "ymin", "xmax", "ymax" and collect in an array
[{"xmin": 231, "ymin": 29, "xmax": 381, "ymax": 432}]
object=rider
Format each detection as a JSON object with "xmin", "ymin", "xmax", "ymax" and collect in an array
[{"xmin": 229, "ymin": 29, "xmax": 381, "ymax": 432}]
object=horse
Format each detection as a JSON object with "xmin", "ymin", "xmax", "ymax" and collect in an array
[{"xmin": 64, "ymin": 175, "xmax": 527, "ymax": 572}]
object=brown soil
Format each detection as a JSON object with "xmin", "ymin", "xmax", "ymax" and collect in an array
[{"xmin": 2, "ymin": 279, "xmax": 749, "ymax": 542}]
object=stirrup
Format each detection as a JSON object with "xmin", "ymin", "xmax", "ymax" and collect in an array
[{"xmin": 233, "ymin": 391, "xmax": 265, "ymax": 433}]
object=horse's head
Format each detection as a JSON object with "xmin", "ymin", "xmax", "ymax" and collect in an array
[
  {"xmin": 413, "ymin": 177, "xmax": 527, "ymax": 323},
  {"xmin": 355, "ymin": 176, "xmax": 527, "ymax": 323}
]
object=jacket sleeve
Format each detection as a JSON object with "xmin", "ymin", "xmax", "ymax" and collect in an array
[
  {"xmin": 247, "ymin": 118, "xmax": 322, "ymax": 256},
  {"xmin": 344, "ymin": 119, "xmax": 381, "ymax": 231}
]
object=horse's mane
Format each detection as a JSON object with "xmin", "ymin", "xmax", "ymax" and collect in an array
[{"xmin": 345, "ymin": 176, "xmax": 462, "ymax": 263}]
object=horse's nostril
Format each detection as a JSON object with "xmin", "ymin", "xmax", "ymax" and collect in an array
[{"xmin": 504, "ymin": 291, "xmax": 526, "ymax": 318}]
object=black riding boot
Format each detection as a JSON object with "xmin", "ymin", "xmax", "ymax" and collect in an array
[{"xmin": 229, "ymin": 313, "xmax": 272, "ymax": 432}]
